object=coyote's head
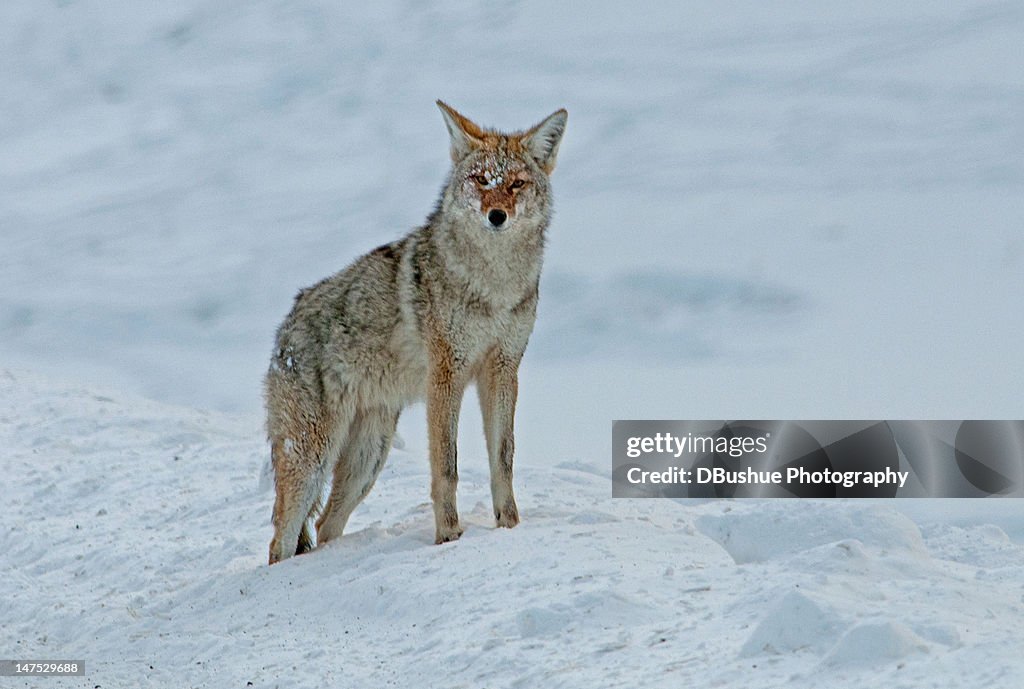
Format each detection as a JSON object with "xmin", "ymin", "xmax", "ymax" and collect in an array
[{"xmin": 436, "ymin": 101, "xmax": 567, "ymax": 233}]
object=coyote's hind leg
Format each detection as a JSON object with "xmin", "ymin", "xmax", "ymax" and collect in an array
[
  {"xmin": 267, "ymin": 386, "xmax": 355, "ymax": 564},
  {"xmin": 316, "ymin": 406, "xmax": 400, "ymax": 544}
]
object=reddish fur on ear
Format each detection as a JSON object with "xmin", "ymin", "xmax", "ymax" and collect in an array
[
  {"xmin": 436, "ymin": 101, "xmax": 486, "ymax": 140},
  {"xmin": 437, "ymin": 101, "xmax": 488, "ymax": 160},
  {"xmin": 521, "ymin": 108, "xmax": 568, "ymax": 174}
]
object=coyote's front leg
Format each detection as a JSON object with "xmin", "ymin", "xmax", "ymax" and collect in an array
[
  {"xmin": 477, "ymin": 347, "xmax": 522, "ymax": 528},
  {"xmin": 427, "ymin": 344, "xmax": 467, "ymax": 544}
]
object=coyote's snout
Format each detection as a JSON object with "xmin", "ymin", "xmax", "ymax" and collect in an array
[{"xmin": 265, "ymin": 101, "xmax": 567, "ymax": 564}]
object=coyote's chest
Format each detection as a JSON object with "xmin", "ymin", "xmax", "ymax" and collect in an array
[{"xmin": 382, "ymin": 279, "xmax": 535, "ymax": 407}]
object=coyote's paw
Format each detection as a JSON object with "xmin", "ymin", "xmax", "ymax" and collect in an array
[
  {"xmin": 495, "ymin": 501, "xmax": 520, "ymax": 529},
  {"xmin": 434, "ymin": 523, "xmax": 465, "ymax": 544}
]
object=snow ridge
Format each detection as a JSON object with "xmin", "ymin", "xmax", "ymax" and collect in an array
[{"xmin": 3, "ymin": 370, "xmax": 1023, "ymax": 688}]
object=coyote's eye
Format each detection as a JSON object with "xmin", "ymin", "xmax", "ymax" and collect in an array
[
  {"xmin": 510, "ymin": 179, "xmax": 527, "ymax": 190},
  {"xmin": 473, "ymin": 174, "xmax": 489, "ymax": 185}
]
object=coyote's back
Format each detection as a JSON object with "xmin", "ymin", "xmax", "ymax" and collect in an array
[{"xmin": 265, "ymin": 101, "xmax": 567, "ymax": 564}]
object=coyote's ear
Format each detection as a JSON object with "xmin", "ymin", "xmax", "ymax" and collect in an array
[
  {"xmin": 521, "ymin": 108, "xmax": 568, "ymax": 174},
  {"xmin": 437, "ymin": 100, "xmax": 485, "ymax": 162}
]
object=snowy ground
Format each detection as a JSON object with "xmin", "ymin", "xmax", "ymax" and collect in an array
[
  {"xmin": 2, "ymin": 1, "xmax": 1023, "ymax": 687},
  {"xmin": 3, "ymin": 370, "xmax": 1024, "ymax": 688}
]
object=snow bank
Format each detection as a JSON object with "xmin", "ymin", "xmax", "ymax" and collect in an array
[
  {"xmin": 695, "ymin": 501, "xmax": 927, "ymax": 563},
  {"xmin": 738, "ymin": 590, "xmax": 844, "ymax": 656},
  {"xmin": 3, "ymin": 369, "xmax": 1024, "ymax": 688},
  {"xmin": 822, "ymin": 620, "xmax": 929, "ymax": 667}
]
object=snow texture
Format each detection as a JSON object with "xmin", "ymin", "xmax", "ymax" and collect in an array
[
  {"xmin": 3, "ymin": 370, "xmax": 1024, "ymax": 688},
  {"xmin": 2, "ymin": 0, "xmax": 1024, "ymax": 687}
]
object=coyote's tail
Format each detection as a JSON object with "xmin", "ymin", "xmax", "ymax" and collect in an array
[
  {"xmin": 296, "ymin": 521, "xmax": 315, "ymax": 556},
  {"xmin": 296, "ymin": 487, "xmax": 326, "ymax": 555}
]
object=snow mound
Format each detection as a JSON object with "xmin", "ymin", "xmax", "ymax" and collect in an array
[
  {"xmin": 515, "ymin": 591, "xmax": 657, "ymax": 639},
  {"xmin": 822, "ymin": 620, "xmax": 930, "ymax": 667},
  {"xmin": 921, "ymin": 522, "xmax": 1024, "ymax": 569},
  {"xmin": 696, "ymin": 502, "xmax": 927, "ymax": 564},
  {"xmin": 4, "ymin": 369, "xmax": 1024, "ymax": 687},
  {"xmin": 739, "ymin": 590, "xmax": 845, "ymax": 657}
]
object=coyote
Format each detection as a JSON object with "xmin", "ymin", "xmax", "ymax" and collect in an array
[{"xmin": 265, "ymin": 101, "xmax": 567, "ymax": 563}]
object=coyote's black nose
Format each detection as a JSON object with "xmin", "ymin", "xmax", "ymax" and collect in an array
[{"xmin": 487, "ymin": 209, "xmax": 507, "ymax": 227}]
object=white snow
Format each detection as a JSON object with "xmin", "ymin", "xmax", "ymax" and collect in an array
[
  {"xmin": 822, "ymin": 621, "xmax": 930, "ymax": 668},
  {"xmin": 695, "ymin": 501, "xmax": 928, "ymax": 564},
  {"xmin": 2, "ymin": 0, "xmax": 1023, "ymax": 687},
  {"xmin": 3, "ymin": 370, "xmax": 1024, "ymax": 688}
]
